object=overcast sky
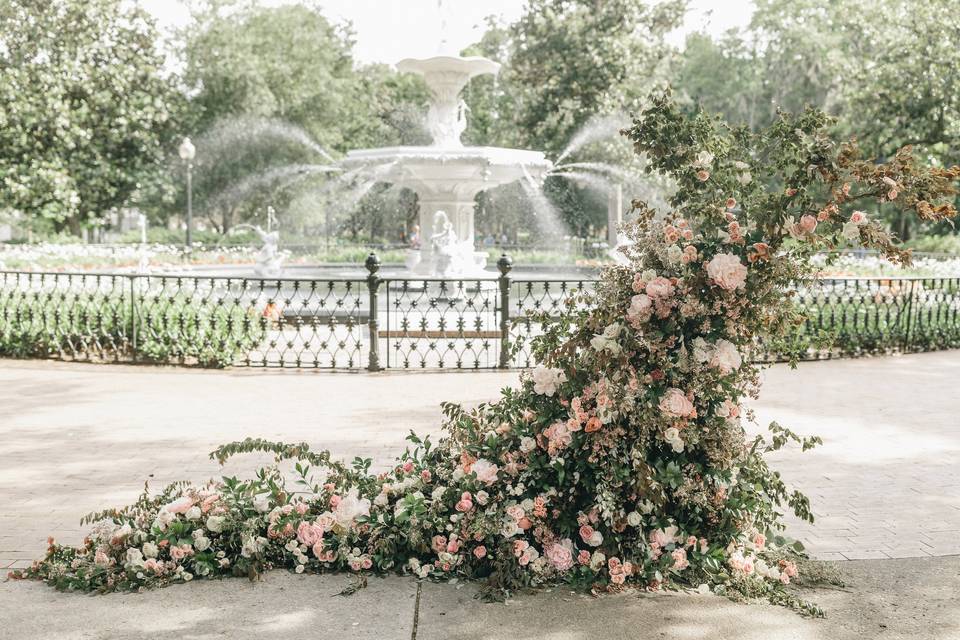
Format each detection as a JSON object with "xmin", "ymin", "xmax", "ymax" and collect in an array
[{"xmin": 141, "ymin": 0, "xmax": 755, "ymax": 64}]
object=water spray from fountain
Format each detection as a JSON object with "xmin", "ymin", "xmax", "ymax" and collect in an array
[{"xmin": 554, "ymin": 113, "xmax": 632, "ymax": 166}]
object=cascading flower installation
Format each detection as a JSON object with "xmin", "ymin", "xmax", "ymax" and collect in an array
[{"xmin": 14, "ymin": 94, "xmax": 958, "ymax": 615}]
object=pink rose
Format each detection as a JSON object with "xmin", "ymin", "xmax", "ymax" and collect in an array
[
  {"xmin": 297, "ymin": 521, "xmax": 323, "ymax": 547},
  {"xmin": 312, "ymin": 541, "xmax": 326, "ymax": 559},
  {"xmin": 696, "ymin": 169, "xmax": 710, "ymax": 181},
  {"xmin": 753, "ymin": 533, "xmax": 766, "ymax": 550},
  {"xmin": 545, "ymin": 542, "xmax": 574, "ymax": 571},
  {"xmin": 705, "ymin": 253, "xmax": 748, "ymax": 291},
  {"xmin": 455, "ymin": 492, "xmax": 474, "ymax": 513},
  {"xmin": 329, "ymin": 495, "xmax": 342, "ymax": 508},
  {"xmin": 659, "ymin": 388, "xmax": 696, "ymax": 418},
  {"xmin": 645, "ymin": 277, "xmax": 675, "ymax": 299},
  {"xmin": 850, "ymin": 210, "xmax": 867, "ymax": 224},
  {"xmin": 577, "ymin": 550, "xmax": 591, "ymax": 565},
  {"xmin": 627, "ymin": 293, "xmax": 652, "ymax": 323},
  {"xmin": 473, "ymin": 545, "xmax": 487, "ymax": 559},
  {"xmin": 579, "ymin": 525, "xmax": 595, "ymax": 544},
  {"xmin": 649, "ymin": 529, "xmax": 669, "ymax": 547},
  {"xmin": 431, "ymin": 535, "xmax": 447, "ymax": 554},
  {"xmin": 420, "ymin": 470, "xmax": 432, "ymax": 483},
  {"xmin": 402, "ymin": 461, "xmax": 414, "ymax": 473},
  {"xmin": 671, "ymin": 548, "xmax": 689, "ymax": 570},
  {"xmin": 164, "ymin": 496, "xmax": 193, "ymax": 514},
  {"xmin": 94, "ymin": 550, "xmax": 111, "ymax": 567},
  {"xmin": 799, "ymin": 214, "xmax": 817, "ymax": 233},
  {"xmin": 200, "ymin": 494, "xmax": 220, "ymax": 513},
  {"xmin": 513, "ymin": 540, "xmax": 529, "ymax": 557}
]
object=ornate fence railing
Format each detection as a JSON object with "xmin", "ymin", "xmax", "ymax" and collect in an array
[{"xmin": 1, "ymin": 256, "xmax": 958, "ymax": 369}]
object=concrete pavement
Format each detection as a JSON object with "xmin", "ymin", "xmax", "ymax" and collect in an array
[
  {"xmin": 1, "ymin": 352, "xmax": 960, "ymax": 639},
  {"xmin": 2, "ymin": 556, "xmax": 959, "ymax": 639}
]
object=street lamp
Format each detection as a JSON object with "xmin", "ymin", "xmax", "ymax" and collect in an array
[{"xmin": 178, "ymin": 136, "xmax": 196, "ymax": 250}]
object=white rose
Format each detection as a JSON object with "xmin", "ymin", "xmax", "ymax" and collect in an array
[
  {"xmin": 373, "ymin": 493, "xmax": 389, "ymax": 507},
  {"xmin": 206, "ymin": 515, "xmax": 226, "ymax": 533},
  {"xmin": 125, "ymin": 548, "xmax": 144, "ymax": 567},
  {"xmin": 589, "ymin": 551, "xmax": 606, "ymax": 571},
  {"xmin": 334, "ymin": 488, "xmax": 371, "ymax": 529},
  {"xmin": 667, "ymin": 244, "xmax": 683, "ymax": 264},
  {"xmin": 475, "ymin": 490, "xmax": 489, "ymax": 505},
  {"xmin": 588, "ymin": 531, "xmax": 603, "ymax": 546},
  {"xmin": 705, "ymin": 253, "xmax": 748, "ymax": 291},
  {"xmin": 252, "ymin": 493, "xmax": 272, "ymax": 513},
  {"xmin": 185, "ymin": 506, "xmax": 202, "ymax": 521},
  {"xmin": 626, "ymin": 511, "xmax": 642, "ymax": 527},
  {"xmin": 691, "ymin": 337, "xmax": 711, "ymax": 363},
  {"xmin": 531, "ymin": 365, "xmax": 566, "ymax": 396},
  {"xmin": 142, "ymin": 542, "xmax": 158, "ymax": 559},
  {"xmin": 194, "ymin": 536, "xmax": 211, "ymax": 552},
  {"xmin": 842, "ymin": 221, "xmax": 861, "ymax": 241},
  {"xmin": 710, "ymin": 339, "xmax": 742, "ymax": 374},
  {"xmin": 692, "ymin": 150, "xmax": 714, "ymax": 168},
  {"xmin": 664, "ymin": 426, "xmax": 685, "ymax": 453},
  {"xmin": 519, "ymin": 437, "xmax": 536, "ymax": 453}
]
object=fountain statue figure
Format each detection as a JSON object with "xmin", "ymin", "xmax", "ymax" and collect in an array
[
  {"xmin": 426, "ymin": 99, "xmax": 468, "ymax": 149},
  {"xmin": 253, "ymin": 227, "xmax": 285, "ymax": 278},
  {"xmin": 429, "ymin": 210, "xmax": 476, "ymax": 277},
  {"xmin": 235, "ymin": 222, "xmax": 287, "ymax": 278}
]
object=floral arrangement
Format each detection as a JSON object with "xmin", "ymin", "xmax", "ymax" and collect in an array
[{"xmin": 14, "ymin": 94, "xmax": 957, "ymax": 615}]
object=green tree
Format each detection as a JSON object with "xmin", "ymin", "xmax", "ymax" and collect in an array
[
  {"xmin": 178, "ymin": 0, "xmax": 429, "ymax": 237},
  {"xmin": 0, "ymin": 0, "xmax": 183, "ymax": 234},
  {"xmin": 676, "ymin": 0, "xmax": 960, "ymax": 240},
  {"xmin": 463, "ymin": 1, "xmax": 685, "ymax": 242}
]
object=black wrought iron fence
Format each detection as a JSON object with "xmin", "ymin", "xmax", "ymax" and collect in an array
[{"xmin": 1, "ymin": 257, "xmax": 958, "ymax": 369}]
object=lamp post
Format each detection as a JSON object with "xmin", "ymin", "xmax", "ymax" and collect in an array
[{"xmin": 178, "ymin": 137, "xmax": 196, "ymax": 250}]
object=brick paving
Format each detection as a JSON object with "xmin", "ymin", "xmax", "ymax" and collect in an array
[{"xmin": 1, "ymin": 351, "xmax": 959, "ymax": 569}]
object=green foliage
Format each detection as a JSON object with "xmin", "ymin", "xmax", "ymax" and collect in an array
[
  {"xmin": 0, "ymin": 286, "xmax": 264, "ymax": 368},
  {"xmin": 0, "ymin": 0, "xmax": 184, "ymax": 233}
]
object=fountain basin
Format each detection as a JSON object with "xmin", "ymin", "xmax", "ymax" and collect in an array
[{"xmin": 344, "ymin": 146, "xmax": 552, "ymax": 276}]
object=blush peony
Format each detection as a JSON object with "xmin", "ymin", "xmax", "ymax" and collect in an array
[
  {"xmin": 470, "ymin": 459, "xmax": 499, "ymax": 485},
  {"xmin": 659, "ymin": 388, "xmax": 696, "ymax": 418},
  {"xmin": 705, "ymin": 253, "xmax": 748, "ymax": 291}
]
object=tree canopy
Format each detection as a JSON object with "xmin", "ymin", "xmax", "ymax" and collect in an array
[{"xmin": 0, "ymin": 0, "xmax": 182, "ymax": 234}]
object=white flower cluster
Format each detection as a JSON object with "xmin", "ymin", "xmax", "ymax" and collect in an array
[{"xmin": 531, "ymin": 365, "xmax": 566, "ymax": 396}]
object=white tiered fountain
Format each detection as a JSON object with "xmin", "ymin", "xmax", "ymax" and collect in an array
[{"xmin": 343, "ymin": 54, "xmax": 552, "ymax": 277}]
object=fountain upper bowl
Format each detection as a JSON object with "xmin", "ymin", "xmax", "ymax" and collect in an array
[{"xmin": 343, "ymin": 145, "xmax": 553, "ymax": 192}]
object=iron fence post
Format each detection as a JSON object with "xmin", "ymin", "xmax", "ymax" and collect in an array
[
  {"xmin": 129, "ymin": 275, "xmax": 138, "ymax": 362},
  {"xmin": 365, "ymin": 252, "xmax": 382, "ymax": 371},
  {"xmin": 497, "ymin": 253, "xmax": 513, "ymax": 369},
  {"xmin": 904, "ymin": 279, "xmax": 916, "ymax": 351}
]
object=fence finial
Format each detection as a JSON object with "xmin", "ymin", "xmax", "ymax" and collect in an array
[
  {"xmin": 497, "ymin": 253, "xmax": 513, "ymax": 276},
  {"xmin": 365, "ymin": 252, "xmax": 381, "ymax": 276}
]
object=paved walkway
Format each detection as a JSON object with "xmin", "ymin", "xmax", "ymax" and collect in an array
[
  {"xmin": 3, "ymin": 557, "xmax": 960, "ymax": 639},
  {"xmin": 1, "ymin": 351, "xmax": 959, "ymax": 571}
]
